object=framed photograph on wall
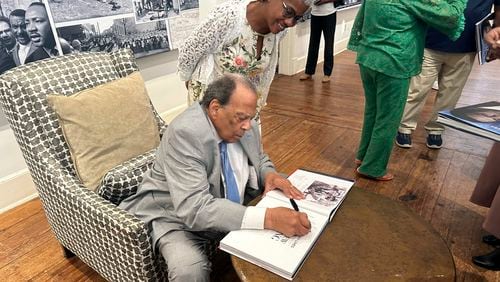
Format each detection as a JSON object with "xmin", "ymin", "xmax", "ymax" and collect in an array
[
  {"xmin": 56, "ymin": 16, "xmax": 172, "ymax": 58},
  {"xmin": 0, "ymin": 0, "xmax": 62, "ymax": 128},
  {"xmin": 46, "ymin": 0, "xmax": 134, "ymax": 23},
  {"xmin": 133, "ymin": 0, "xmax": 180, "ymax": 24},
  {"xmin": 0, "ymin": 0, "xmax": 62, "ymax": 76},
  {"xmin": 179, "ymin": 0, "xmax": 199, "ymax": 12}
]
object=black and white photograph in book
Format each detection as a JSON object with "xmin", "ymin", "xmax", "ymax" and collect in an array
[
  {"xmin": 179, "ymin": 0, "xmax": 199, "ymax": 12},
  {"xmin": 437, "ymin": 101, "xmax": 500, "ymax": 142},
  {"xmin": 0, "ymin": 0, "xmax": 62, "ymax": 75},
  {"xmin": 56, "ymin": 16, "xmax": 171, "ymax": 58},
  {"xmin": 46, "ymin": 0, "xmax": 133, "ymax": 23},
  {"xmin": 303, "ymin": 180, "xmax": 346, "ymax": 207},
  {"xmin": 133, "ymin": 0, "xmax": 180, "ymax": 24}
]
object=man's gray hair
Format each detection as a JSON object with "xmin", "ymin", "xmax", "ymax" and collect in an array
[{"xmin": 200, "ymin": 74, "xmax": 257, "ymax": 107}]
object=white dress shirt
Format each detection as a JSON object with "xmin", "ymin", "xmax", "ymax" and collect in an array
[
  {"xmin": 17, "ymin": 43, "xmax": 31, "ymax": 64},
  {"xmin": 221, "ymin": 141, "xmax": 266, "ymax": 230}
]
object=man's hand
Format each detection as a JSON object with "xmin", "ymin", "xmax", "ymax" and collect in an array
[
  {"xmin": 485, "ymin": 27, "xmax": 500, "ymax": 49},
  {"xmin": 264, "ymin": 207, "xmax": 311, "ymax": 237},
  {"xmin": 264, "ymin": 172, "xmax": 304, "ymax": 199}
]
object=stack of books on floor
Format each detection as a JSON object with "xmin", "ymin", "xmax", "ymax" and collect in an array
[
  {"xmin": 437, "ymin": 101, "xmax": 499, "ymax": 142},
  {"xmin": 219, "ymin": 169, "xmax": 354, "ymax": 280}
]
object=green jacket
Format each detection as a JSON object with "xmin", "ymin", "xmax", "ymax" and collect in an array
[{"xmin": 348, "ymin": 0, "xmax": 467, "ymax": 78}]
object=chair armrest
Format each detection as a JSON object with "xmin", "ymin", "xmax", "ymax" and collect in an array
[
  {"xmin": 97, "ymin": 148, "xmax": 157, "ymax": 205},
  {"xmin": 35, "ymin": 156, "xmax": 165, "ymax": 281}
]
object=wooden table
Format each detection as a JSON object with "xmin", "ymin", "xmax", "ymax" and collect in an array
[{"xmin": 231, "ymin": 188, "xmax": 455, "ymax": 281}]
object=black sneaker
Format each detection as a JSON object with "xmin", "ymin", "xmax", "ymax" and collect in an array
[
  {"xmin": 426, "ymin": 134, "xmax": 442, "ymax": 149},
  {"xmin": 395, "ymin": 132, "xmax": 412, "ymax": 148}
]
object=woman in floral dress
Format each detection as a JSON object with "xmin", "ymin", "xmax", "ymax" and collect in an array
[{"xmin": 178, "ymin": 0, "xmax": 313, "ymax": 116}]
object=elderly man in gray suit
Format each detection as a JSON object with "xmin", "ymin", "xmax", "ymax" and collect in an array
[{"xmin": 120, "ymin": 74, "xmax": 311, "ymax": 281}]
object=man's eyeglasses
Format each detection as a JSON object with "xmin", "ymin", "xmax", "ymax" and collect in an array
[{"xmin": 282, "ymin": 1, "xmax": 309, "ymax": 22}]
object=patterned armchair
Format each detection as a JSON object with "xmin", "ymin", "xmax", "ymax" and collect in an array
[{"xmin": 0, "ymin": 49, "xmax": 168, "ymax": 281}]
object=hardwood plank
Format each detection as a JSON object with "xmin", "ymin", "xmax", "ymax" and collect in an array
[
  {"xmin": 0, "ymin": 211, "xmax": 52, "ymax": 268},
  {"xmin": 0, "ymin": 199, "xmax": 43, "ymax": 231}
]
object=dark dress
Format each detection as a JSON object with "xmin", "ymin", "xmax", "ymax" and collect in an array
[{"xmin": 470, "ymin": 142, "xmax": 500, "ymax": 237}]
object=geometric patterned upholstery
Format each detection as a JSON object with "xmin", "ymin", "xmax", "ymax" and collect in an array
[
  {"xmin": 0, "ymin": 49, "xmax": 167, "ymax": 281},
  {"xmin": 97, "ymin": 148, "xmax": 157, "ymax": 205}
]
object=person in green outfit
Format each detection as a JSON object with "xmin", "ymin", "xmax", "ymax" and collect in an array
[{"xmin": 347, "ymin": 0, "xmax": 467, "ymax": 181}]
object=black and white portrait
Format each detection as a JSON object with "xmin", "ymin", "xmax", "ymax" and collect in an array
[
  {"xmin": 303, "ymin": 181, "xmax": 346, "ymax": 207},
  {"xmin": 0, "ymin": 0, "xmax": 61, "ymax": 75},
  {"xmin": 46, "ymin": 0, "xmax": 133, "ymax": 23},
  {"xmin": 133, "ymin": 0, "xmax": 180, "ymax": 24},
  {"xmin": 56, "ymin": 16, "xmax": 171, "ymax": 58}
]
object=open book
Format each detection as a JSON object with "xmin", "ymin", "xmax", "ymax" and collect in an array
[
  {"xmin": 437, "ymin": 101, "xmax": 499, "ymax": 142},
  {"xmin": 219, "ymin": 169, "xmax": 354, "ymax": 280}
]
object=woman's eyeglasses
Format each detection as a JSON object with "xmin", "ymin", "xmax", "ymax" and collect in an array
[{"xmin": 282, "ymin": 1, "xmax": 308, "ymax": 22}]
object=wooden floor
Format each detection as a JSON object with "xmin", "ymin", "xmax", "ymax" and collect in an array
[{"xmin": 1, "ymin": 51, "xmax": 498, "ymax": 281}]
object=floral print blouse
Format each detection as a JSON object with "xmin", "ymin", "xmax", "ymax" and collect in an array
[{"xmin": 177, "ymin": 0, "xmax": 286, "ymax": 114}]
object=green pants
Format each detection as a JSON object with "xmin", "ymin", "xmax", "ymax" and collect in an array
[{"xmin": 357, "ymin": 66, "xmax": 410, "ymax": 177}]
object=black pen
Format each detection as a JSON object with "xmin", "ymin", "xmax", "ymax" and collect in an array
[{"xmin": 290, "ymin": 198, "xmax": 300, "ymax": 211}]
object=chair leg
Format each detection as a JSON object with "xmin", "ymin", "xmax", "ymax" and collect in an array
[{"xmin": 61, "ymin": 245, "xmax": 75, "ymax": 258}]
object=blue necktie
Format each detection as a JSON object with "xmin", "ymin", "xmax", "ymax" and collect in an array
[{"xmin": 219, "ymin": 141, "xmax": 240, "ymax": 203}]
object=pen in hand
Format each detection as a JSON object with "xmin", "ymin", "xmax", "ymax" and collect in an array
[{"xmin": 290, "ymin": 198, "xmax": 300, "ymax": 211}]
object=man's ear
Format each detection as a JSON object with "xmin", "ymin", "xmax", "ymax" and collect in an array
[{"xmin": 208, "ymin": 99, "xmax": 221, "ymax": 117}]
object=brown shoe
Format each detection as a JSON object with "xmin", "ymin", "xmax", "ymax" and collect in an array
[
  {"xmin": 299, "ymin": 74, "xmax": 312, "ymax": 80},
  {"xmin": 356, "ymin": 167, "xmax": 394, "ymax": 181},
  {"xmin": 321, "ymin": 75, "xmax": 330, "ymax": 83}
]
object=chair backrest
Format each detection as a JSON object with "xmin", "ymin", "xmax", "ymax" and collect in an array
[{"xmin": 0, "ymin": 49, "xmax": 165, "ymax": 185}]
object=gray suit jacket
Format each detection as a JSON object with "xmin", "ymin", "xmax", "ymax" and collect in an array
[{"xmin": 120, "ymin": 103, "xmax": 276, "ymax": 248}]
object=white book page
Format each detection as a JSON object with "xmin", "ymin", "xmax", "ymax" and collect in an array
[
  {"xmin": 220, "ymin": 196, "xmax": 328, "ymax": 277},
  {"xmin": 267, "ymin": 169, "xmax": 353, "ymax": 217}
]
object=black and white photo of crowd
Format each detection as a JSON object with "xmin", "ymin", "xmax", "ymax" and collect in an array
[
  {"xmin": 46, "ymin": 0, "xmax": 133, "ymax": 23},
  {"xmin": 57, "ymin": 16, "xmax": 171, "ymax": 58},
  {"xmin": 0, "ymin": 0, "xmax": 62, "ymax": 75},
  {"xmin": 179, "ymin": 0, "xmax": 198, "ymax": 12},
  {"xmin": 133, "ymin": 0, "xmax": 183, "ymax": 24}
]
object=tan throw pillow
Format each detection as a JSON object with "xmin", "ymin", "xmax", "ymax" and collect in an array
[{"xmin": 47, "ymin": 71, "xmax": 160, "ymax": 191}]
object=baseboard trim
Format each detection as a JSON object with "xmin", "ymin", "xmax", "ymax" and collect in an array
[
  {"xmin": 0, "ymin": 171, "xmax": 37, "ymax": 214},
  {"xmin": 0, "ymin": 193, "xmax": 39, "ymax": 214}
]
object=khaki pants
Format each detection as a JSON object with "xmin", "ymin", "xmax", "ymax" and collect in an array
[{"xmin": 399, "ymin": 48, "xmax": 476, "ymax": 135}]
